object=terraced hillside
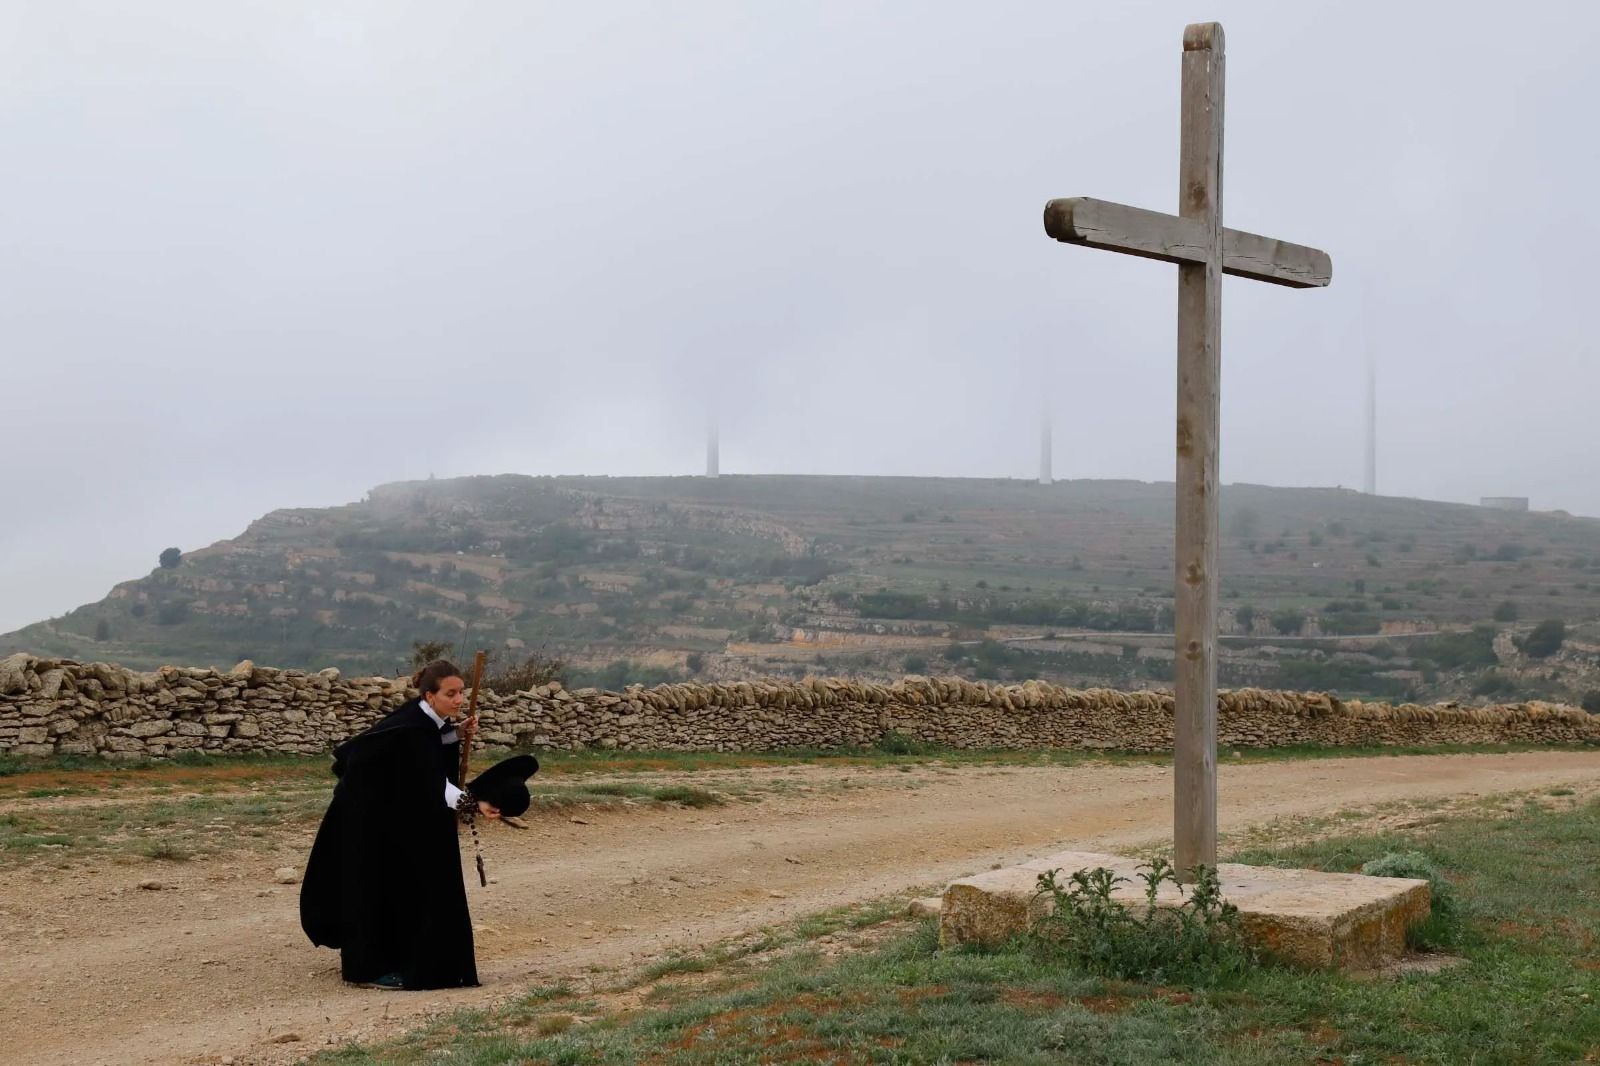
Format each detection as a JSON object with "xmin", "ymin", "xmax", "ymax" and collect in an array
[{"xmin": 7, "ymin": 475, "xmax": 1600, "ymax": 703}]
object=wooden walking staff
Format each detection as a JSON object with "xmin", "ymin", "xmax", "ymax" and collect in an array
[
  {"xmin": 460, "ymin": 649, "xmax": 489, "ymax": 887},
  {"xmin": 1042, "ymin": 22, "xmax": 1331, "ymax": 875}
]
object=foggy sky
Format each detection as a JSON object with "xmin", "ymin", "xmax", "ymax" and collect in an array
[{"xmin": 4, "ymin": 1, "xmax": 1598, "ymax": 633}]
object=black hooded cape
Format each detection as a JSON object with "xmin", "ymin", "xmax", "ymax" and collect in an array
[{"xmin": 299, "ymin": 699, "xmax": 478, "ymax": 989}]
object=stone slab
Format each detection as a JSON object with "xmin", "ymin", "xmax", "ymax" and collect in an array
[{"xmin": 940, "ymin": 850, "xmax": 1429, "ymax": 971}]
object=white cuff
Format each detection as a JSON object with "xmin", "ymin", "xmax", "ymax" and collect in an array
[{"xmin": 444, "ymin": 780, "xmax": 464, "ymax": 810}]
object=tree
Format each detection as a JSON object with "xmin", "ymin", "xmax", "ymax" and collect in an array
[
  {"xmin": 411, "ymin": 639, "xmax": 454, "ymax": 669},
  {"xmin": 1492, "ymin": 600, "xmax": 1519, "ymax": 623},
  {"xmin": 1582, "ymin": 690, "xmax": 1600, "ymax": 715},
  {"xmin": 685, "ymin": 652, "xmax": 706, "ymax": 674},
  {"xmin": 1518, "ymin": 619, "xmax": 1566, "ymax": 660},
  {"xmin": 1233, "ymin": 604, "xmax": 1256, "ymax": 633},
  {"xmin": 93, "ymin": 619, "xmax": 111, "ymax": 641},
  {"xmin": 483, "ymin": 651, "xmax": 567, "ymax": 695},
  {"xmin": 159, "ymin": 547, "xmax": 182, "ymax": 569},
  {"xmin": 1270, "ymin": 609, "xmax": 1305, "ymax": 636}
]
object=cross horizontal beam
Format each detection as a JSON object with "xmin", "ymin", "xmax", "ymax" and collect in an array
[{"xmin": 1043, "ymin": 197, "xmax": 1331, "ymax": 288}]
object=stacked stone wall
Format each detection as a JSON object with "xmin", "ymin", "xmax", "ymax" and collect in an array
[{"xmin": 1, "ymin": 653, "xmax": 1596, "ymax": 761}]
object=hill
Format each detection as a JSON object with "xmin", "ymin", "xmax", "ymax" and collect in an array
[{"xmin": 6, "ymin": 475, "xmax": 1600, "ymax": 703}]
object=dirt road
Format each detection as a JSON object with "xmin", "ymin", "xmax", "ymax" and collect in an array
[{"xmin": 4, "ymin": 750, "xmax": 1598, "ymax": 1065}]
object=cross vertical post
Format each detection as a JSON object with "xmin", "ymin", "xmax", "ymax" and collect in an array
[
  {"xmin": 1040, "ymin": 21, "xmax": 1330, "ymax": 879},
  {"xmin": 1174, "ymin": 22, "xmax": 1224, "ymax": 874}
]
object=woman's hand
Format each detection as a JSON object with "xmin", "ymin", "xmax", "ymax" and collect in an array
[{"xmin": 478, "ymin": 800, "xmax": 501, "ymax": 821}]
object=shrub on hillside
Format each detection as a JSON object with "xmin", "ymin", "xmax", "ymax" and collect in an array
[
  {"xmin": 1518, "ymin": 619, "xmax": 1566, "ymax": 659},
  {"xmin": 1472, "ymin": 672, "xmax": 1516, "ymax": 698},
  {"xmin": 1270, "ymin": 609, "xmax": 1305, "ymax": 636},
  {"xmin": 1413, "ymin": 626, "xmax": 1498, "ymax": 670},
  {"xmin": 155, "ymin": 601, "xmax": 189, "ymax": 626}
]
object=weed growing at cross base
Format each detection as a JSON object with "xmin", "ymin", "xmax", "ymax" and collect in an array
[
  {"xmin": 313, "ymin": 794, "xmax": 1600, "ymax": 1065},
  {"xmin": 1029, "ymin": 860, "xmax": 1257, "ymax": 984}
]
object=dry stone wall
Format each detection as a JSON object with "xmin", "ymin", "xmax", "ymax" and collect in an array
[{"xmin": 1, "ymin": 653, "xmax": 1596, "ymax": 761}]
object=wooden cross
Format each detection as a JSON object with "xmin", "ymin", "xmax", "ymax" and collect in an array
[{"xmin": 1042, "ymin": 22, "xmax": 1331, "ymax": 874}]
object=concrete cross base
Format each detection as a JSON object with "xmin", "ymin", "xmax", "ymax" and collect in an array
[{"xmin": 939, "ymin": 850, "xmax": 1429, "ymax": 971}]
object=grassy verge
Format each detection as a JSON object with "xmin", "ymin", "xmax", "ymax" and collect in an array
[
  {"xmin": 1, "ymin": 739, "xmax": 1582, "ymax": 791},
  {"xmin": 312, "ymin": 795, "xmax": 1600, "ymax": 1066},
  {"xmin": 0, "ymin": 780, "xmax": 730, "ymax": 868},
  {"xmin": 0, "ymin": 789, "xmax": 330, "ymax": 867}
]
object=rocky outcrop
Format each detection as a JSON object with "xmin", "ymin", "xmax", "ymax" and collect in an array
[{"xmin": 1, "ymin": 653, "xmax": 1596, "ymax": 761}]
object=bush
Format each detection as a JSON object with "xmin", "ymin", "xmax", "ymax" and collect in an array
[
  {"xmin": 158, "ymin": 547, "xmax": 182, "ymax": 569},
  {"xmin": 410, "ymin": 639, "xmax": 455, "ymax": 670},
  {"xmin": 1275, "ymin": 658, "xmax": 1411, "ymax": 699},
  {"xmin": 1320, "ymin": 612, "xmax": 1380, "ymax": 636},
  {"xmin": 1472, "ymin": 672, "xmax": 1516, "ymax": 698},
  {"xmin": 1414, "ymin": 625, "xmax": 1498, "ymax": 669},
  {"xmin": 1270, "ymin": 609, "xmax": 1305, "ymax": 636},
  {"xmin": 483, "ymin": 651, "xmax": 567, "ymax": 695},
  {"xmin": 1493, "ymin": 600, "xmax": 1519, "ymax": 623},
  {"xmin": 1581, "ymin": 691, "xmax": 1600, "ymax": 714},
  {"xmin": 155, "ymin": 601, "xmax": 189, "ymax": 626},
  {"xmin": 576, "ymin": 659, "xmax": 683, "ymax": 691},
  {"xmin": 1029, "ymin": 860, "xmax": 1256, "ymax": 984},
  {"xmin": 902, "ymin": 654, "xmax": 928, "ymax": 674},
  {"xmin": 93, "ymin": 619, "xmax": 111, "ymax": 641},
  {"xmin": 854, "ymin": 591, "xmax": 927, "ymax": 619},
  {"xmin": 1360, "ymin": 851, "xmax": 1460, "ymax": 949},
  {"xmin": 684, "ymin": 652, "xmax": 705, "ymax": 674},
  {"xmin": 1518, "ymin": 619, "xmax": 1566, "ymax": 659}
]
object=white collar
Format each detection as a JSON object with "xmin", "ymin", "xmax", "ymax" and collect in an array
[{"xmin": 419, "ymin": 699, "xmax": 447, "ymax": 730}]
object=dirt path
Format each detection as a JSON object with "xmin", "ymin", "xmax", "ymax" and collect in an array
[{"xmin": 4, "ymin": 750, "xmax": 1598, "ymax": 1066}]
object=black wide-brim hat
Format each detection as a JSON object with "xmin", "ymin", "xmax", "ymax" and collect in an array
[{"xmin": 468, "ymin": 754, "xmax": 539, "ymax": 818}]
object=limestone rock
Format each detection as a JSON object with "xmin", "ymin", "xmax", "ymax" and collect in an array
[
  {"xmin": 0, "ymin": 654, "xmax": 31, "ymax": 696},
  {"xmin": 940, "ymin": 849, "xmax": 1430, "ymax": 971}
]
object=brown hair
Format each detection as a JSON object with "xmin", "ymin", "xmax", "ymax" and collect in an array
[{"xmin": 412, "ymin": 658, "xmax": 463, "ymax": 696}]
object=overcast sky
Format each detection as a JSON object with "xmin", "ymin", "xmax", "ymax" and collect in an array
[{"xmin": 3, "ymin": 1, "xmax": 1597, "ymax": 633}]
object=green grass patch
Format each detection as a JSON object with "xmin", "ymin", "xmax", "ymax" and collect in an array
[
  {"xmin": 0, "ymin": 742, "xmax": 1586, "ymax": 797},
  {"xmin": 0, "ymin": 749, "xmax": 328, "ymax": 779},
  {"xmin": 316, "ymin": 797, "xmax": 1600, "ymax": 1066},
  {"xmin": 0, "ymin": 790, "xmax": 330, "ymax": 867}
]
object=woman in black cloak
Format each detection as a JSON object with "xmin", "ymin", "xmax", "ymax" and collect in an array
[{"xmin": 299, "ymin": 659, "xmax": 532, "ymax": 990}]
